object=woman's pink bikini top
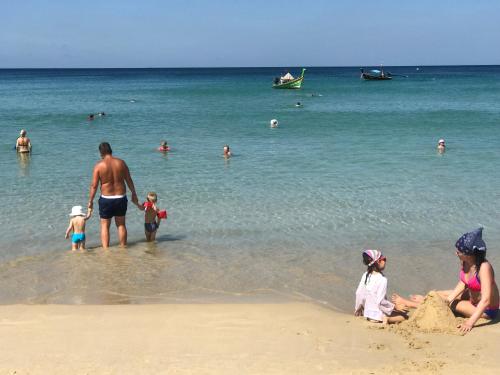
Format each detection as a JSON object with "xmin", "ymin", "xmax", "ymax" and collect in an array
[{"xmin": 460, "ymin": 269, "xmax": 482, "ymax": 292}]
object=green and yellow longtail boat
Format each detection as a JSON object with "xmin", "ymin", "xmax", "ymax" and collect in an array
[{"xmin": 272, "ymin": 68, "xmax": 306, "ymax": 89}]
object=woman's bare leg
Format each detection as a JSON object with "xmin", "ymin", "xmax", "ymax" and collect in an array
[
  {"xmin": 392, "ymin": 294, "xmax": 420, "ymax": 308},
  {"xmin": 410, "ymin": 294, "xmax": 425, "ymax": 303},
  {"xmin": 454, "ymin": 300, "xmax": 490, "ymax": 319}
]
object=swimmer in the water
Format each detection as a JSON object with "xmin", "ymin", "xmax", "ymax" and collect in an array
[
  {"xmin": 16, "ymin": 129, "xmax": 32, "ymax": 153},
  {"xmin": 437, "ymin": 139, "xmax": 446, "ymax": 153},
  {"xmin": 295, "ymin": 102, "xmax": 303, "ymax": 107},
  {"xmin": 223, "ymin": 144, "xmax": 231, "ymax": 158},
  {"xmin": 158, "ymin": 140, "xmax": 170, "ymax": 152},
  {"xmin": 98, "ymin": 112, "xmax": 106, "ymax": 116},
  {"xmin": 88, "ymin": 114, "xmax": 95, "ymax": 121},
  {"xmin": 270, "ymin": 119, "xmax": 279, "ymax": 128}
]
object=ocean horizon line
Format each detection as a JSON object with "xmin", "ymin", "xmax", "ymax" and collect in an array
[{"xmin": 1, "ymin": 64, "xmax": 500, "ymax": 70}]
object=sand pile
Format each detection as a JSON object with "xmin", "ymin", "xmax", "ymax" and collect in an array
[{"xmin": 403, "ymin": 291, "xmax": 460, "ymax": 334}]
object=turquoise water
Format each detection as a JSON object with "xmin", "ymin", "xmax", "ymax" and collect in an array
[{"xmin": 1, "ymin": 67, "xmax": 499, "ymax": 310}]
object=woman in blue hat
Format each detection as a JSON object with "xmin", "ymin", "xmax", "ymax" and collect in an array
[{"xmin": 393, "ymin": 228, "xmax": 499, "ymax": 334}]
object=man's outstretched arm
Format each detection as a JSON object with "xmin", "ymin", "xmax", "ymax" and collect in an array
[
  {"xmin": 88, "ymin": 166, "xmax": 99, "ymax": 210},
  {"xmin": 124, "ymin": 163, "xmax": 139, "ymax": 205}
]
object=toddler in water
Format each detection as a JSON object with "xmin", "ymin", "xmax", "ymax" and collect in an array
[
  {"xmin": 65, "ymin": 206, "xmax": 92, "ymax": 251},
  {"xmin": 158, "ymin": 140, "xmax": 170, "ymax": 152},
  {"xmin": 354, "ymin": 249, "xmax": 408, "ymax": 324},
  {"xmin": 137, "ymin": 192, "xmax": 167, "ymax": 242}
]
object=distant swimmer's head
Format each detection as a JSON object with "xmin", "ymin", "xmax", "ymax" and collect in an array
[
  {"xmin": 19, "ymin": 129, "xmax": 27, "ymax": 137},
  {"xmin": 438, "ymin": 139, "xmax": 445, "ymax": 147},
  {"xmin": 88, "ymin": 114, "xmax": 95, "ymax": 120},
  {"xmin": 147, "ymin": 192, "xmax": 158, "ymax": 203},
  {"xmin": 160, "ymin": 140, "xmax": 167, "ymax": 147},
  {"xmin": 295, "ymin": 102, "xmax": 302, "ymax": 107},
  {"xmin": 223, "ymin": 144, "xmax": 231, "ymax": 156},
  {"xmin": 270, "ymin": 119, "xmax": 279, "ymax": 128},
  {"xmin": 99, "ymin": 142, "xmax": 112, "ymax": 157}
]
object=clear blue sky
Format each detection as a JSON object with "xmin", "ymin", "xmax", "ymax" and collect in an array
[{"xmin": 1, "ymin": 0, "xmax": 499, "ymax": 68}]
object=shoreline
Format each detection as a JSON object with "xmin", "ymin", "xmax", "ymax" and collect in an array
[{"xmin": 1, "ymin": 302, "xmax": 499, "ymax": 374}]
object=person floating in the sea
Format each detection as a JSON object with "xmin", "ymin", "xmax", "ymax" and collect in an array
[
  {"xmin": 158, "ymin": 140, "xmax": 170, "ymax": 152},
  {"xmin": 223, "ymin": 144, "xmax": 231, "ymax": 158},
  {"xmin": 437, "ymin": 139, "xmax": 446, "ymax": 153},
  {"xmin": 392, "ymin": 228, "xmax": 499, "ymax": 335},
  {"xmin": 295, "ymin": 102, "xmax": 303, "ymax": 107},
  {"xmin": 270, "ymin": 119, "xmax": 279, "ymax": 128},
  {"xmin": 88, "ymin": 114, "xmax": 95, "ymax": 121},
  {"xmin": 98, "ymin": 112, "xmax": 106, "ymax": 117},
  {"xmin": 136, "ymin": 192, "xmax": 167, "ymax": 242},
  {"xmin": 15, "ymin": 129, "xmax": 32, "ymax": 153},
  {"xmin": 65, "ymin": 206, "xmax": 92, "ymax": 251},
  {"xmin": 355, "ymin": 249, "xmax": 408, "ymax": 324}
]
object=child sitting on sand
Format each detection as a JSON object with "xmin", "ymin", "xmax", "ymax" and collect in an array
[
  {"xmin": 65, "ymin": 206, "xmax": 92, "ymax": 251},
  {"xmin": 355, "ymin": 249, "xmax": 408, "ymax": 324},
  {"xmin": 137, "ymin": 192, "xmax": 167, "ymax": 242}
]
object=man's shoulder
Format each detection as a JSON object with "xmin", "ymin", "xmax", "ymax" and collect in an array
[{"xmin": 112, "ymin": 156, "xmax": 127, "ymax": 167}]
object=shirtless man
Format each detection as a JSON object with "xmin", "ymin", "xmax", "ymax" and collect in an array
[
  {"xmin": 88, "ymin": 142, "xmax": 139, "ymax": 248},
  {"xmin": 16, "ymin": 129, "xmax": 32, "ymax": 153}
]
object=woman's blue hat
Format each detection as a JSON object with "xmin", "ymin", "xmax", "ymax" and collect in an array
[{"xmin": 455, "ymin": 227, "xmax": 487, "ymax": 255}]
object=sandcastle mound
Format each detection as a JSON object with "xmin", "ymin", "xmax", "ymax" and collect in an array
[{"xmin": 403, "ymin": 291, "xmax": 460, "ymax": 334}]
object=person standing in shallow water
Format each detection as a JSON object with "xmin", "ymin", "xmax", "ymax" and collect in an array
[
  {"xmin": 88, "ymin": 142, "xmax": 139, "ymax": 248},
  {"xmin": 16, "ymin": 129, "xmax": 32, "ymax": 153}
]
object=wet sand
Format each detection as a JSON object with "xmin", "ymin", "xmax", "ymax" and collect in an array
[{"xmin": 1, "ymin": 302, "xmax": 499, "ymax": 374}]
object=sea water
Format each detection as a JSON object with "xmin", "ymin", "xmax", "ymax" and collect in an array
[{"xmin": 0, "ymin": 66, "xmax": 499, "ymax": 310}]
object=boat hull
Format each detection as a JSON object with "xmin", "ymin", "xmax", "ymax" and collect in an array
[
  {"xmin": 273, "ymin": 76, "xmax": 304, "ymax": 89},
  {"xmin": 273, "ymin": 68, "xmax": 306, "ymax": 89},
  {"xmin": 361, "ymin": 73, "xmax": 392, "ymax": 81}
]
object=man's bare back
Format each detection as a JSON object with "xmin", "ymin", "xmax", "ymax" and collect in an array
[
  {"xmin": 88, "ymin": 142, "xmax": 139, "ymax": 248},
  {"xmin": 93, "ymin": 157, "xmax": 129, "ymax": 196}
]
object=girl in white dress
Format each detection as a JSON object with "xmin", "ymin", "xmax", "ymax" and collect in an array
[{"xmin": 354, "ymin": 249, "xmax": 408, "ymax": 323}]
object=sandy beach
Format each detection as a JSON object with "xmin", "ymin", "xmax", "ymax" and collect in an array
[{"xmin": 1, "ymin": 301, "xmax": 499, "ymax": 374}]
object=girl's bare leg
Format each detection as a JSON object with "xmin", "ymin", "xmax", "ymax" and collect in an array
[
  {"xmin": 383, "ymin": 310, "xmax": 408, "ymax": 324},
  {"xmin": 386, "ymin": 314, "xmax": 407, "ymax": 324},
  {"xmin": 71, "ymin": 242, "xmax": 78, "ymax": 251}
]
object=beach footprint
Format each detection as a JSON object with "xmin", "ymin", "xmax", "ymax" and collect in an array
[{"xmin": 368, "ymin": 342, "xmax": 388, "ymax": 351}]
